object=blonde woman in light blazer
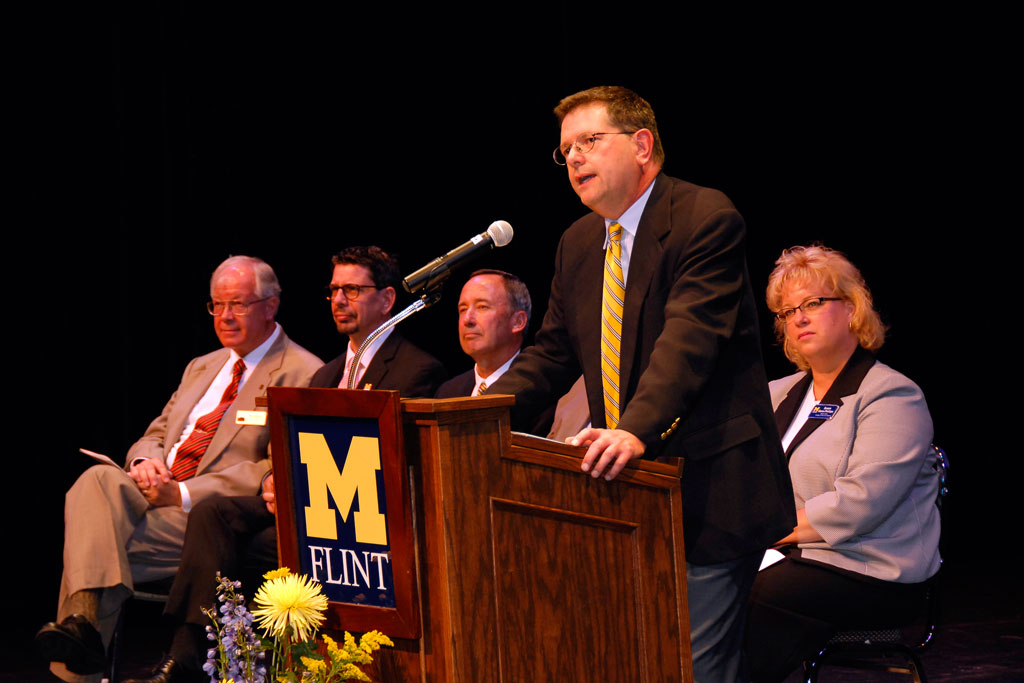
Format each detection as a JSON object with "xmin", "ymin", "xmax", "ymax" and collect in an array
[{"xmin": 744, "ymin": 245, "xmax": 940, "ymax": 683}]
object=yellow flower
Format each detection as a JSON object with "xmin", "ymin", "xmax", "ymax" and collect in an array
[
  {"xmin": 252, "ymin": 572, "xmax": 328, "ymax": 642},
  {"xmin": 360, "ymin": 630, "xmax": 394, "ymax": 653},
  {"xmin": 263, "ymin": 567, "xmax": 292, "ymax": 580},
  {"xmin": 323, "ymin": 633, "xmax": 341, "ymax": 660},
  {"xmin": 300, "ymin": 655, "xmax": 327, "ymax": 674},
  {"xmin": 338, "ymin": 663, "xmax": 371, "ymax": 682}
]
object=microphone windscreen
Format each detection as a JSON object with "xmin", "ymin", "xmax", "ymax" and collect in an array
[{"xmin": 486, "ymin": 220, "xmax": 514, "ymax": 247}]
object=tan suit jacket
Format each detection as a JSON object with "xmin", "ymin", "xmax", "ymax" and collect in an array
[
  {"xmin": 126, "ymin": 328, "xmax": 323, "ymax": 502},
  {"xmin": 54, "ymin": 327, "xmax": 322, "ymax": 683}
]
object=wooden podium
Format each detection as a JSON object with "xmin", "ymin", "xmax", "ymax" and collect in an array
[
  {"xmin": 363, "ymin": 395, "xmax": 692, "ymax": 682},
  {"xmin": 269, "ymin": 388, "xmax": 692, "ymax": 681}
]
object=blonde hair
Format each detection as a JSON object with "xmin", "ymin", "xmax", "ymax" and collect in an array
[{"xmin": 766, "ymin": 244, "xmax": 886, "ymax": 370}]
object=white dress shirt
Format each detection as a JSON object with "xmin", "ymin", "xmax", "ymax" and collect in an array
[{"xmin": 167, "ymin": 323, "xmax": 282, "ymax": 510}]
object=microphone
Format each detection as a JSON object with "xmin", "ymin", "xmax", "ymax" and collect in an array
[{"xmin": 402, "ymin": 220, "xmax": 514, "ymax": 293}]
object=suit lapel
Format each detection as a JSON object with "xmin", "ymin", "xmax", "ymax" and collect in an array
[
  {"xmin": 315, "ymin": 355, "xmax": 347, "ymax": 388},
  {"xmin": 781, "ymin": 346, "xmax": 877, "ymax": 458},
  {"xmin": 618, "ymin": 175, "xmax": 668, "ymax": 399},
  {"xmin": 575, "ymin": 220, "xmax": 611, "ymax": 426},
  {"xmin": 774, "ymin": 373, "xmax": 812, "ymax": 437},
  {"xmin": 358, "ymin": 332, "xmax": 400, "ymax": 390}
]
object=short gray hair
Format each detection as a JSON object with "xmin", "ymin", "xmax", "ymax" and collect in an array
[
  {"xmin": 469, "ymin": 269, "xmax": 532, "ymax": 329},
  {"xmin": 210, "ymin": 255, "xmax": 281, "ymax": 299}
]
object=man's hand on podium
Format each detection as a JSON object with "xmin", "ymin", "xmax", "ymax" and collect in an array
[{"xmin": 570, "ymin": 427, "xmax": 646, "ymax": 481}]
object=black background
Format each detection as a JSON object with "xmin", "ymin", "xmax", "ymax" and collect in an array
[{"xmin": 10, "ymin": 3, "xmax": 1010, "ymax": 663}]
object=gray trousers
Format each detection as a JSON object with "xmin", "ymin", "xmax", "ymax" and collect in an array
[
  {"xmin": 52, "ymin": 465, "xmax": 187, "ymax": 683},
  {"xmin": 687, "ymin": 552, "xmax": 762, "ymax": 683}
]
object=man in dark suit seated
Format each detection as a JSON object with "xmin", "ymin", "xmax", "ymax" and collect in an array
[
  {"xmin": 435, "ymin": 269, "xmax": 530, "ymax": 399},
  {"xmin": 313, "ymin": 245, "xmax": 447, "ymax": 394},
  {"xmin": 489, "ymin": 86, "xmax": 796, "ymax": 682},
  {"xmin": 122, "ymin": 246, "xmax": 446, "ymax": 683},
  {"xmin": 35, "ymin": 256, "xmax": 324, "ymax": 683}
]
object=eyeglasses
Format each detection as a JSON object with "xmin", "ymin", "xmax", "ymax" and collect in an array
[
  {"xmin": 775, "ymin": 297, "xmax": 843, "ymax": 322},
  {"xmin": 325, "ymin": 284, "xmax": 382, "ymax": 302},
  {"xmin": 207, "ymin": 297, "xmax": 271, "ymax": 316},
  {"xmin": 553, "ymin": 131, "xmax": 637, "ymax": 165}
]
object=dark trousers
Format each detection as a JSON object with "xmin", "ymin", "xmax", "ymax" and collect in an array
[
  {"xmin": 162, "ymin": 496, "xmax": 278, "ymax": 669},
  {"xmin": 744, "ymin": 555, "xmax": 929, "ymax": 683}
]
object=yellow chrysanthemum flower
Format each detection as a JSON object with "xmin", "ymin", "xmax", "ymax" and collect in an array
[
  {"xmin": 252, "ymin": 572, "xmax": 328, "ymax": 642},
  {"xmin": 263, "ymin": 567, "xmax": 292, "ymax": 580}
]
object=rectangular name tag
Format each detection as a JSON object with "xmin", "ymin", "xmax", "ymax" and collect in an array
[
  {"xmin": 809, "ymin": 403, "xmax": 840, "ymax": 420},
  {"xmin": 236, "ymin": 410, "xmax": 268, "ymax": 426}
]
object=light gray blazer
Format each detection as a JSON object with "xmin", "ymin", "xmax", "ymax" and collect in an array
[
  {"xmin": 125, "ymin": 326, "xmax": 323, "ymax": 504},
  {"xmin": 770, "ymin": 347, "xmax": 940, "ymax": 583}
]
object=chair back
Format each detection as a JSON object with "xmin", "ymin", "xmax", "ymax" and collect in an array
[{"xmin": 803, "ymin": 443, "xmax": 950, "ymax": 683}]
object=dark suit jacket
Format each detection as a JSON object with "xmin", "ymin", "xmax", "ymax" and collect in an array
[
  {"xmin": 435, "ymin": 368, "xmax": 476, "ymax": 398},
  {"xmin": 492, "ymin": 174, "xmax": 795, "ymax": 564},
  {"xmin": 309, "ymin": 331, "xmax": 447, "ymax": 397},
  {"xmin": 437, "ymin": 366, "xmax": 556, "ymax": 435}
]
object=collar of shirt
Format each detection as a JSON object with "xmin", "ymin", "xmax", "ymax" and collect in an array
[
  {"xmin": 232, "ymin": 322, "xmax": 281, "ymax": 386},
  {"xmin": 603, "ymin": 177, "xmax": 656, "ymax": 285},
  {"xmin": 473, "ymin": 350, "xmax": 519, "ymax": 396},
  {"xmin": 341, "ymin": 325, "xmax": 395, "ymax": 388}
]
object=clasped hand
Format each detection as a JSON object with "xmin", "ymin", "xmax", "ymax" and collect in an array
[{"xmin": 128, "ymin": 458, "xmax": 182, "ymax": 507}]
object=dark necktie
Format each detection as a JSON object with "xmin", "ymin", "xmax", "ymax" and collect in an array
[{"xmin": 170, "ymin": 358, "xmax": 246, "ymax": 481}]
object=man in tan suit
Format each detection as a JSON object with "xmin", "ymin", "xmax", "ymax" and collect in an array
[{"xmin": 36, "ymin": 255, "xmax": 323, "ymax": 683}]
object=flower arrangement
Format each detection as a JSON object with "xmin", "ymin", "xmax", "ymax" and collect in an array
[{"xmin": 203, "ymin": 568, "xmax": 393, "ymax": 683}]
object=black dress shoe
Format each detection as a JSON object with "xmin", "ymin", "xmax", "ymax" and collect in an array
[
  {"xmin": 123, "ymin": 656, "xmax": 205, "ymax": 683},
  {"xmin": 34, "ymin": 614, "xmax": 105, "ymax": 675}
]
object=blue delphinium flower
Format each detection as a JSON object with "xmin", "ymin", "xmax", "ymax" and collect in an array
[{"xmin": 201, "ymin": 573, "xmax": 266, "ymax": 683}]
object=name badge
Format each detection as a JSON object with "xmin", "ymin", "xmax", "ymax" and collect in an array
[
  {"xmin": 236, "ymin": 410, "xmax": 268, "ymax": 426},
  {"xmin": 809, "ymin": 403, "xmax": 839, "ymax": 420}
]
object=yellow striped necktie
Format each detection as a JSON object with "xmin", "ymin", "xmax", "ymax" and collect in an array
[{"xmin": 601, "ymin": 223, "xmax": 625, "ymax": 429}]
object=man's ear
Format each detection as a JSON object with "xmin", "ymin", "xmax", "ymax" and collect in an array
[
  {"xmin": 382, "ymin": 286, "xmax": 397, "ymax": 315},
  {"xmin": 265, "ymin": 296, "xmax": 281, "ymax": 320},
  {"xmin": 510, "ymin": 310, "xmax": 528, "ymax": 335},
  {"xmin": 633, "ymin": 128, "xmax": 654, "ymax": 165}
]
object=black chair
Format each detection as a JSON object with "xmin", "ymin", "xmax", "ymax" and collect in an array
[
  {"xmin": 106, "ymin": 578, "xmax": 175, "ymax": 683},
  {"xmin": 802, "ymin": 444, "xmax": 949, "ymax": 683}
]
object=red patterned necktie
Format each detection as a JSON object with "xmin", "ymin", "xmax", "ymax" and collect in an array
[{"xmin": 170, "ymin": 358, "xmax": 246, "ymax": 481}]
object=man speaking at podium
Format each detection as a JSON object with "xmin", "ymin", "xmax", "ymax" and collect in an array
[
  {"xmin": 490, "ymin": 87, "xmax": 796, "ymax": 681},
  {"xmin": 36, "ymin": 256, "xmax": 323, "ymax": 683}
]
